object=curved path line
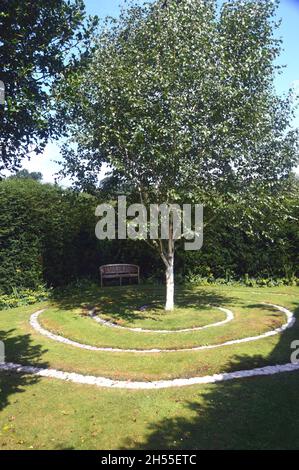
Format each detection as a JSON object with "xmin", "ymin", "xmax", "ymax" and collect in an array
[
  {"xmin": 0, "ymin": 361, "xmax": 299, "ymax": 390},
  {"xmin": 30, "ymin": 303, "xmax": 295, "ymax": 354},
  {"xmin": 93, "ymin": 306, "xmax": 234, "ymax": 333}
]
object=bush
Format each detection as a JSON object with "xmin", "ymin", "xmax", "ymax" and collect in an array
[
  {"xmin": 0, "ymin": 178, "xmax": 105, "ymax": 293},
  {"xmin": 0, "ymin": 285, "xmax": 50, "ymax": 310},
  {"xmin": 185, "ymin": 274, "xmax": 299, "ymax": 288}
]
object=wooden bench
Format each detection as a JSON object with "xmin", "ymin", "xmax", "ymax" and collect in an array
[{"xmin": 99, "ymin": 264, "xmax": 140, "ymax": 287}]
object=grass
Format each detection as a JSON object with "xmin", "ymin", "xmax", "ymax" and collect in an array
[
  {"xmin": 40, "ymin": 301, "xmax": 283, "ymax": 350},
  {"xmin": 0, "ymin": 284, "xmax": 299, "ymax": 449},
  {"xmin": 99, "ymin": 304, "xmax": 224, "ymax": 330}
]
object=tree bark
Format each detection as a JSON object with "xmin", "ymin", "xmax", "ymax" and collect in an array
[
  {"xmin": 158, "ymin": 217, "xmax": 175, "ymax": 311},
  {"xmin": 165, "ymin": 251, "xmax": 174, "ymax": 311}
]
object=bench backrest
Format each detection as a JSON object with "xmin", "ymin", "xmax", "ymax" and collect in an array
[{"xmin": 100, "ymin": 264, "xmax": 139, "ymax": 275}]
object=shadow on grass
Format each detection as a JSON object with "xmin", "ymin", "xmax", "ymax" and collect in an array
[
  {"xmin": 0, "ymin": 329, "xmax": 48, "ymax": 412},
  {"xmin": 124, "ymin": 301, "xmax": 299, "ymax": 450},
  {"xmin": 51, "ymin": 283, "xmax": 235, "ymax": 323}
]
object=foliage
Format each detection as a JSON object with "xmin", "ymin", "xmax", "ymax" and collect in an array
[
  {"xmin": 185, "ymin": 274, "xmax": 299, "ymax": 288},
  {"xmin": 182, "ymin": 175, "xmax": 299, "ymax": 281},
  {"xmin": 56, "ymin": 0, "xmax": 299, "ymax": 309},
  {"xmin": 0, "ymin": 178, "xmax": 104, "ymax": 293},
  {"xmin": 0, "ymin": 177, "xmax": 164, "ymax": 294},
  {"xmin": 0, "ymin": 0, "xmax": 98, "ymax": 174},
  {"xmin": 58, "ymin": 0, "xmax": 298, "ymax": 191},
  {"xmin": 0, "ymin": 285, "xmax": 50, "ymax": 310},
  {"xmin": 9, "ymin": 169, "xmax": 43, "ymax": 181},
  {"xmin": 0, "ymin": 175, "xmax": 298, "ymax": 296}
]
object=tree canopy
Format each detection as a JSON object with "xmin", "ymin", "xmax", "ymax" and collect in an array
[
  {"xmin": 0, "ymin": 0, "xmax": 98, "ymax": 175},
  {"xmin": 58, "ymin": 0, "xmax": 298, "ymax": 195},
  {"xmin": 56, "ymin": 0, "xmax": 299, "ymax": 309},
  {"xmin": 10, "ymin": 169, "xmax": 43, "ymax": 181}
]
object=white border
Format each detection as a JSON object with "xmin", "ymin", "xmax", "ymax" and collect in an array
[
  {"xmin": 93, "ymin": 306, "xmax": 234, "ymax": 333},
  {"xmin": 29, "ymin": 303, "xmax": 295, "ymax": 354},
  {"xmin": 1, "ymin": 361, "xmax": 299, "ymax": 389},
  {"xmin": 0, "ymin": 303, "xmax": 296, "ymax": 389}
]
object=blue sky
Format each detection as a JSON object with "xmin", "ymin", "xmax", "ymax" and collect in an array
[{"xmin": 22, "ymin": 0, "xmax": 299, "ymax": 184}]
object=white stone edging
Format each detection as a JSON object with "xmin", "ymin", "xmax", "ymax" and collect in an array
[
  {"xmin": 0, "ymin": 360, "xmax": 299, "ymax": 390},
  {"xmin": 29, "ymin": 304, "xmax": 295, "ymax": 354},
  {"xmin": 93, "ymin": 306, "xmax": 234, "ymax": 333}
]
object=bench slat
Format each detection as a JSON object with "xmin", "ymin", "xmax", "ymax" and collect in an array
[{"xmin": 99, "ymin": 264, "xmax": 140, "ymax": 287}]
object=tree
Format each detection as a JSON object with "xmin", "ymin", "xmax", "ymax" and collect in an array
[
  {"xmin": 10, "ymin": 169, "xmax": 43, "ymax": 181},
  {"xmin": 57, "ymin": 0, "xmax": 298, "ymax": 310},
  {"xmin": 0, "ymin": 0, "xmax": 98, "ymax": 175}
]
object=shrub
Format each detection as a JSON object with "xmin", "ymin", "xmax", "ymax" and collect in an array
[{"xmin": 0, "ymin": 285, "xmax": 50, "ymax": 310}]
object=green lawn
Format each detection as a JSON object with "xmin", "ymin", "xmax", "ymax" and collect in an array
[
  {"xmin": 40, "ymin": 294, "xmax": 283, "ymax": 350},
  {"xmin": 0, "ymin": 284, "xmax": 299, "ymax": 449}
]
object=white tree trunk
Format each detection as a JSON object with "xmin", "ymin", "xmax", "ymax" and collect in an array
[
  {"xmin": 165, "ymin": 252, "xmax": 174, "ymax": 311},
  {"xmin": 159, "ymin": 222, "xmax": 175, "ymax": 311}
]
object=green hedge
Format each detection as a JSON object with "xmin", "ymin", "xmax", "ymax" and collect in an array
[
  {"xmin": 0, "ymin": 179, "xmax": 103, "ymax": 293},
  {"xmin": 0, "ymin": 177, "xmax": 298, "ymax": 294},
  {"xmin": 0, "ymin": 178, "xmax": 160, "ymax": 293}
]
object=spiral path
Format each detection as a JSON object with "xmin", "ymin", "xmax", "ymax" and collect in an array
[
  {"xmin": 1, "ymin": 361, "xmax": 299, "ymax": 390},
  {"xmin": 92, "ymin": 306, "xmax": 234, "ymax": 333},
  {"xmin": 29, "ymin": 303, "xmax": 295, "ymax": 353},
  {"xmin": 0, "ymin": 303, "xmax": 297, "ymax": 389}
]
